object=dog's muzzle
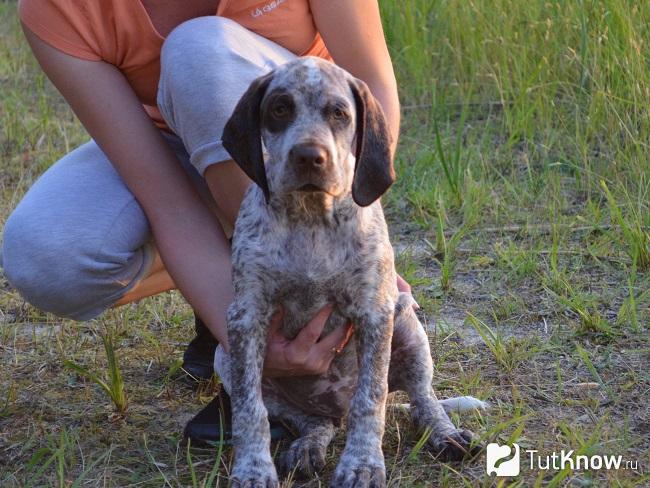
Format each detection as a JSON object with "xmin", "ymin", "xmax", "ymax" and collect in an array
[{"xmin": 288, "ymin": 143, "xmax": 334, "ymax": 192}]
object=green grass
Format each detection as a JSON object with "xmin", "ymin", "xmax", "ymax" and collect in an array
[
  {"xmin": 64, "ymin": 333, "xmax": 129, "ymax": 414},
  {"xmin": 2, "ymin": 0, "xmax": 649, "ymax": 486}
]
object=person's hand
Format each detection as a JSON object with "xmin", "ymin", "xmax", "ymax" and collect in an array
[
  {"xmin": 397, "ymin": 273, "xmax": 411, "ymax": 293},
  {"xmin": 397, "ymin": 273, "xmax": 419, "ymax": 309},
  {"xmin": 263, "ymin": 304, "xmax": 354, "ymax": 378}
]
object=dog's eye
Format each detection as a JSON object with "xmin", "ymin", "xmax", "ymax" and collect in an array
[
  {"xmin": 331, "ymin": 106, "xmax": 349, "ymax": 121},
  {"xmin": 333, "ymin": 108, "xmax": 345, "ymax": 119},
  {"xmin": 272, "ymin": 104, "xmax": 290, "ymax": 118}
]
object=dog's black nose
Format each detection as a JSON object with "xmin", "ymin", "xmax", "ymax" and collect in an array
[{"xmin": 289, "ymin": 143, "xmax": 328, "ymax": 168}]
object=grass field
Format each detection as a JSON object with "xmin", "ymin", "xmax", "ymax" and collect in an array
[{"xmin": 1, "ymin": 1, "xmax": 649, "ymax": 486}]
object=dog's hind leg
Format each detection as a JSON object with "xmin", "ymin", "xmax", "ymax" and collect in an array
[
  {"xmin": 388, "ymin": 293, "xmax": 482, "ymax": 461},
  {"xmin": 263, "ymin": 390, "xmax": 335, "ymax": 478}
]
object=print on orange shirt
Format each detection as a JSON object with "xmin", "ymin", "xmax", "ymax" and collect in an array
[{"xmin": 251, "ymin": 0, "xmax": 287, "ymax": 18}]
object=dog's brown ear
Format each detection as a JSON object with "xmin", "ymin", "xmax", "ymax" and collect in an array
[
  {"xmin": 349, "ymin": 78, "xmax": 395, "ymax": 207},
  {"xmin": 222, "ymin": 73, "xmax": 273, "ymax": 202}
]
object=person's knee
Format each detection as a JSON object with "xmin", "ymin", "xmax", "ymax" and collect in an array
[
  {"xmin": 168, "ymin": 16, "xmax": 239, "ymax": 42},
  {"xmin": 161, "ymin": 16, "xmax": 241, "ymax": 71},
  {"xmin": 158, "ymin": 17, "xmax": 244, "ymax": 131},
  {"xmin": 3, "ymin": 209, "xmax": 82, "ymax": 318},
  {"xmin": 3, "ymin": 206, "xmax": 46, "ymax": 297},
  {"xmin": 2, "ymin": 207, "xmax": 142, "ymax": 321}
]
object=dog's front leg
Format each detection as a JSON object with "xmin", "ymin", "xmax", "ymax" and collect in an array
[
  {"xmin": 332, "ymin": 306, "xmax": 394, "ymax": 488},
  {"xmin": 228, "ymin": 294, "xmax": 278, "ymax": 488}
]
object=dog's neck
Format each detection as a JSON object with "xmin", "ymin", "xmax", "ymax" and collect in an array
[{"xmin": 267, "ymin": 191, "xmax": 358, "ymax": 227}]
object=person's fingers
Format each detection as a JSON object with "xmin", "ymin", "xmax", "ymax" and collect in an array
[
  {"xmin": 267, "ymin": 305, "xmax": 285, "ymax": 338},
  {"xmin": 396, "ymin": 273, "xmax": 411, "ymax": 293},
  {"xmin": 297, "ymin": 322, "xmax": 354, "ymax": 375},
  {"xmin": 315, "ymin": 321, "xmax": 354, "ymax": 355},
  {"xmin": 293, "ymin": 304, "xmax": 333, "ymax": 350},
  {"xmin": 339, "ymin": 322, "xmax": 354, "ymax": 350},
  {"xmin": 396, "ymin": 274, "xmax": 420, "ymax": 310}
]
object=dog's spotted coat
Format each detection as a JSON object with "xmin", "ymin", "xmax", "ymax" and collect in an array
[{"xmin": 219, "ymin": 57, "xmax": 482, "ymax": 488}]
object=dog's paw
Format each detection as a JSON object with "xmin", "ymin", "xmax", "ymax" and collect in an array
[
  {"xmin": 280, "ymin": 435, "xmax": 327, "ymax": 478},
  {"xmin": 331, "ymin": 453, "xmax": 386, "ymax": 488},
  {"xmin": 427, "ymin": 428, "xmax": 482, "ymax": 462},
  {"xmin": 231, "ymin": 454, "xmax": 279, "ymax": 488}
]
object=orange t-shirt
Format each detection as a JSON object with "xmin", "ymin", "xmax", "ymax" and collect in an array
[{"xmin": 18, "ymin": 0, "xmax": 332, "ymax": 130}]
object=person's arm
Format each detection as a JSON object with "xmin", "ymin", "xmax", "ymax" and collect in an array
[
  {"xmin": 21, "ymin": 26, "xmax": 236, "ymax": 348},
  {"xmin": 310, "ymin": 0, "xmax": 400, "ymax": 157}
]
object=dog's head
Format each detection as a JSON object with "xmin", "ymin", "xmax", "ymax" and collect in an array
[{"xmin": 222, "ymin": 57, "xmax": 394, "ymax": 207}]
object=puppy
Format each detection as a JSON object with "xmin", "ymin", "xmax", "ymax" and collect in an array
[{"xmin": 218, "ymin": 57, "xmax": 483, "ymax": 488}]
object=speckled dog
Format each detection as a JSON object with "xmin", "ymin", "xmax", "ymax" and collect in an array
[{"xmin": 219, "ymin": 57, "xmax": 484, "ymax": 488}]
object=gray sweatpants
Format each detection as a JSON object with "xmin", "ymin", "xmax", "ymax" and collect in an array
[{"xmin": 1, "ymin": 17, "xmax": 296, "ymax": 320}]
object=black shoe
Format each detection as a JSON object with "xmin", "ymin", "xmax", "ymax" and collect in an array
[
  {"xmin": 182, "ymin": 313, "xmax": 218, "ymax": 381},
  {"xmin": 184, "ymin": 392, "xmax": 233, "ymax": 446},
  {"xmin": 183, "ymin": 391, "xmax": 292, "ymax": 446}
]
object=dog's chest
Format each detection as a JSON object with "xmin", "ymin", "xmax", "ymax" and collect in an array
[
  {"xmin": 262, "ymin": 223, "xmax": 361, "ymax": 332},
  {"xmin": 272, "ymin": 225, "xmax": 355, "ymax": 281}
]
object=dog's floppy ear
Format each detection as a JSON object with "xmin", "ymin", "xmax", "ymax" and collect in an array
[
  {"xmin": 222, "ymin": 73, "xmax": 273, "ymax": 202},
  {"xmin": 349, "ymin": 78, "xmax": 395, "ymax": 207}
]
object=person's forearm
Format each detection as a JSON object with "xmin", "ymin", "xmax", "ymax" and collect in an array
[
  {"xmin": 204, "ymin": 160, "xmax": 251, "ymax": 230},
  {"xmin": 310, "ymin": 0, "xmax": 401, "ymax": 157},
  {"xmin": 149, "ymin": 201, "xmax": 233, "ymax": 350},
  {"xmin": 367, "ymin": 80, "xmax": 400, "ymax": 158}
]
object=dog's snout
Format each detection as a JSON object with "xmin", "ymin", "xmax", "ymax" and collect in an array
[{"xmin": 289, "ymin": 143, "xmax": 329, "ymax": 168}]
